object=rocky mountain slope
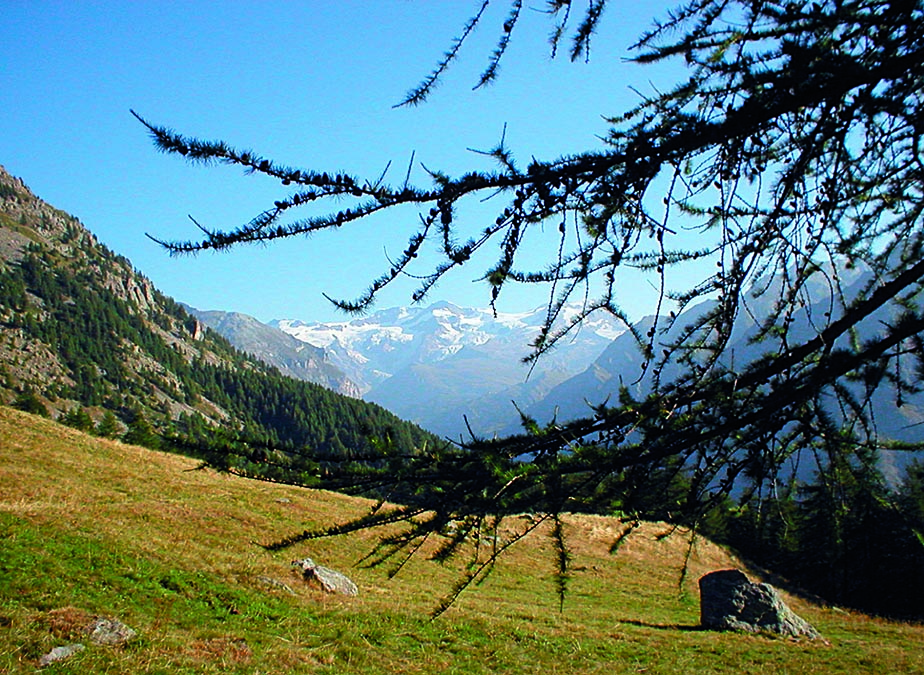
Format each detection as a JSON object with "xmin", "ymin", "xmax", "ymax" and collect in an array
[
  {"xmin": 0, "ymin": 164, "xmax": 434, "ymax": 459},
  {"xmin": 184, "ymin": 306, "xmax": 360, "ymax": 397}
]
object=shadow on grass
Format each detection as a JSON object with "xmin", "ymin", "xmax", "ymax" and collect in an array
[{"xmin": 618, "ymin": 618, "xmax": 704, "ymax": 632}]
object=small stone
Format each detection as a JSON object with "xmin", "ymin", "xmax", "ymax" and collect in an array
[
  {"xmin": 256, "ymin": 575, "xmax": 296, "ymax": 595},
  {"xmin": 39, "ymin": 643, "xmax": 85, "ymax": 667},
  {"xmin": 87, "ymin": 618, "xmax": 136, "ymax": 646},
  {"xmin": 292, "ymin": 558, "xmax": 358, "ymax": 596}
]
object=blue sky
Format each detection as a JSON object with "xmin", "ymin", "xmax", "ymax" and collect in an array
[{"xmin": 2, "ymin": 1, "xmax": 680, "ymax": 324}]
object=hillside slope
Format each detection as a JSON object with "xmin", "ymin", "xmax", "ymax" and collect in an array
[
  {"xmin": 0, "ymin": 164, "xmax": 434, "ymax": 461},
  {"xmin": 2, "ymin": 406, "xmax": 923, "ymax": 674},
  {"xmin": 185, "ymin": 306, "xmax": 360, "ymax": 398},
  {"xmin": 517, "ymin": 279, "xmax": 924, "ymax": 483}
]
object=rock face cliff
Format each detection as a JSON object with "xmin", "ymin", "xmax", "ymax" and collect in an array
[
  {"xmin": 0, "ymin": 169, "xmax": 157, "ymax": 310},
  {"xmin": 0, "ymin": 165, "xmax": 184, "ymax": 413}
]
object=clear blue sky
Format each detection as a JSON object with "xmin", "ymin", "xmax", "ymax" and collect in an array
[{"xmin": 1, "ymin": 1, "xmax": 680, "ymax": 324}]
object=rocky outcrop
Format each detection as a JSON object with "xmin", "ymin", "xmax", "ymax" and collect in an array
[{"xmin": 699, "ymin": 569, "xmax": 820, "ymax": 639}]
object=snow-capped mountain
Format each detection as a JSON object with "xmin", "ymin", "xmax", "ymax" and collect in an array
[{"xmin": 272, "ymin": 301, "xmax": 625, "ymax": 437}]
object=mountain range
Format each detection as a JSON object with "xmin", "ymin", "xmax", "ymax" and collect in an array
[
  {"xmin": 206, "ymin": 259, "xmax": 922, "ymax": 485},
  {"xmin": 185, "ymin": 306, "xmax": 360, "ymax": 398},
  {"xmin": 270, "ymin": 302, "xmax": 625, "ymax": 438},
  {"xmin": 516, "ymin": 271, "xmax": 924, "ymax": 484},
  {"xmin": 4, "ymin": 159, "xmax": 919, "ymax": 485},
  {"xmin": 193, "ymin": 269, "xmax": 924, "ymax": 478}
]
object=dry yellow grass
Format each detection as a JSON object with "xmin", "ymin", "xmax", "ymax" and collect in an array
[{"xmin": 2, "ymin": 405, "xmax": 923, "ymax": 674}]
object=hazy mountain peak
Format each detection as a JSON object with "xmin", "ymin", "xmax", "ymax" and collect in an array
[{"xmin": 272, "ymin": 301, "xmax": 627, "ymax": 436}]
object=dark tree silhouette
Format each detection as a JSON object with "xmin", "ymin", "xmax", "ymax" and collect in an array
[{"xmin": 135, "ymin": 1, "xmax": 924, "ymax": 613}]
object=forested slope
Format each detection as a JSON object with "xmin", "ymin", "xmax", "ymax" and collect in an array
[{"xmin": 0, "ymin": 164, "xmax": 436, "ymax": 470}]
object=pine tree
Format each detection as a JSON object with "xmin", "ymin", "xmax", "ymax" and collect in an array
[
  {"xmin": 899, "ymin": 460, "xmax": 924, "ymax": 525},
  {"xmin": 12, "ymin": 390, "xmax": 49, "ymax": 418},
  {"xmin": 60, "ymin": 405, "xmax": 94, "ymax": 433},
  {"xmin": 95, "ymin": 410, "xmax": 122, "ymax": 439},
  {"xmin": 121, "ymin": 409, "xmax": 160, "ymax": 450},
  {"xmin": 134, "ymin": 1, "xmax": 924, "ymax": 612}
]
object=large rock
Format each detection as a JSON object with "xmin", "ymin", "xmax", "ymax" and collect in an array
[
  {"xmin": 292, "ymin": 558, "xmax": 358, "ymax": 596},
  {"xmin": 699, "ymin": 569, "xmax": 820, "ymax": 639}
]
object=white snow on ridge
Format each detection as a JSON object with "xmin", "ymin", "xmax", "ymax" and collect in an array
[
  {"xmin": 271, "ymin": 301, "xmax": 627, "ymax": 436},
  {"xmin": 273, "ymin": 302, "xmax": 625, "ymax": 362},
  {"xmin": 277, "ymin": 320, "xmax": 412, "ymax": 350}
]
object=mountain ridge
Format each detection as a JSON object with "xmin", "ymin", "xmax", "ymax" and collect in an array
[
  {"xmin": 0, "ymin": 163, "xmax": 435, "ymax": 462},
  {"xmin": 273, "ymin": 300, "xmax": 627, "ymax": 437},
  {"xmin": 184, "ymin": 305, "xmax": 361, "ymax": 397}
]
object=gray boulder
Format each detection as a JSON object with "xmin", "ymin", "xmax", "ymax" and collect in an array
[
  {"xmin": 292, "ymin": 558, "xmax": 358, "ymax": 596},
  {"xmin": 699, "ymin": 569, "xmax": 820, "ymax": 639}
]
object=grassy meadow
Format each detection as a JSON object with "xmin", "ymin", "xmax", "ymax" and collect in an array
[{"xmin": 1, "ymin": 405, "xmax": 922, "ymax": 674}]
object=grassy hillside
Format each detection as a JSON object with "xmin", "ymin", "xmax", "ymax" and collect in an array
[{"xmin": 1, "ymin": 406, "xmax": 922, "ymax": 674}]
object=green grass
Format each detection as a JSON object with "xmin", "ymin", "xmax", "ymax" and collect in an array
[
  {"xmin": 0, "ymin": 213, "xmax": 38, "ymax": 240},
  {"xmin": 1, "ymin": 405, "xmax": 922, "ymax": 673}
]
